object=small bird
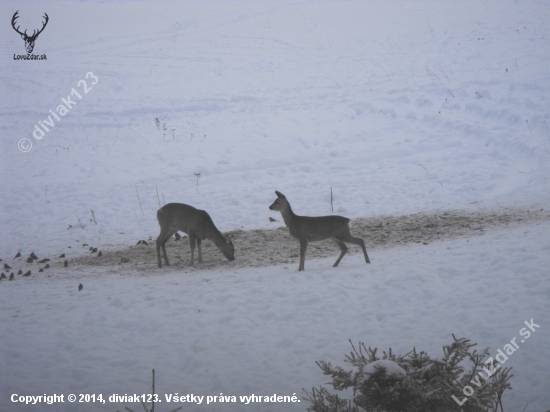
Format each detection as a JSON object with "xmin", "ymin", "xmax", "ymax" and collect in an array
[
  {"xmin": 26, "ymin": 257, "xmax": 33, "ymax": 263},
  {"xmin": 141, "ymin": 240, "xmax": 148, "ymax": 246},
  {"xmin": 37, "ymin": 258, "xmax": 50, "ymax": 263},
  {"xmin": 64, "ymin": 260, "xmax": 68, "ymax": 267},
  {"xmin": 39, "ymin": 268, "xmax": 44, "ymax": 272},
  {"xmin": 22, "ymin": 270, "xmax": 31, "ymax": 277},
  {"xmin": 269, "ymin": 217, "xmax": 278, "ymax": 222},
  {"xmin": 9, "ymin": 273, "xmax": 14, "ymax": 281},
  {"xmin": 91, "ymin": 248, "xmax": 97, "ymax": 253},
  {"xmin": 14, "ymin": 252, "xmax": 21, "ymax": 258},
  {"xmin": 30, "ymin": 252, "xmax": 38, "ymax": 260},
  {"xmin": 44, "ymin": 264, "xmax": 50, "ymax": 269},
  {"xmin": 78, "ymin": 283, "xmax": 83, "ymax": 291},
  {"xmin": 4, "ymin": 263, "xmax": 11, "ymax": 270},
  {"xmin": 0, "ymin": 273, "xmax": 6, "ymax": 279},
  {"xmin": 59, "ymin": 253, "xmax": 65, "ymax": 258},
  {"xmin": 97, "ymin": 251, "xmax": 103, "ymax": 257},
  {"xmin": 17, "ymin": 269, "xmax": 22, "ymax": 275}
]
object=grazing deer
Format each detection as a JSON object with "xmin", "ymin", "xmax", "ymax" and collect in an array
[
  {"xmin": 269, "ymin": 191, "xmax": 370, "ymax": 271},
  {"xmin": 156, "ymin": 203, "xmax": 234, "ymax": 268}
]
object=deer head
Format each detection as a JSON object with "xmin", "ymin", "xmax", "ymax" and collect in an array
[
  {"xmin": 222, "ymin": 236, "xmax": 235, "ymax": 261},
  {"xmin": 12, "ymin": 11, "xmax": 49, "ymax": 54}
]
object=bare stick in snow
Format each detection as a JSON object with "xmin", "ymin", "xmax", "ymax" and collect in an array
[
  {"xmin": 156, "ymin": 186, "xmax": 161, "ymax": 208},
  {"xmin": 135, "ymin": 185, "xmax": 144, "ymax": 216},
  {"xmin": 151, "ymin": 369, "xmax": 155, "ymax": 412},
  {"xmin": 194, "ymin": 173, "xmax": 201, "ymax": 191}
]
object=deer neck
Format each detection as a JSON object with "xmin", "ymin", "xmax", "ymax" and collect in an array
[
  {"xmin": 208, "ymin": 223, "xmax": 227, "ymax": 247},
  {"xmin": 280, "ymin": 204, "xmax": 297, "ymax": 227}
]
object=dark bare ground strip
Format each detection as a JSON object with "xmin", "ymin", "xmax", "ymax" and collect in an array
[{"xmin": 69, "ymin": 207, "xmax": 549, "ymax": 273}]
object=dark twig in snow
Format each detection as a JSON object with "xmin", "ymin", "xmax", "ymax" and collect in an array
[{"xmin": 135, "ymin": 185, "xmax": 144, "ymax": 216}]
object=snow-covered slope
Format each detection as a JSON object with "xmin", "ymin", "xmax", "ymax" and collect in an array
[{"xmin": 1, "ymin": 1, "xmax": 549, "ymax": 411}]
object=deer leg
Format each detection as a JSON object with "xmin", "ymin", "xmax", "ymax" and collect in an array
[
  {"xmin": 156, "ymin": 228, "xmax": 176, "ymax": 268},
  {"xmin": 161, "ymin": 242, "xmax": 170, "ymax": 267},
  {"xmin": 156, "ymin": 241, "xmax": 163, "ymax": 268},
  {"xmin": 340, "ymin": 235, "xmax": 370, "ymax": 264},
  {"xmin": 188, "ymin": 234, "xmax": 196, "ymax": 266},
  {"xmin": 299, "ymin": 238, "xmax": 308, "ymax": 271},
  {"xmin": 156, "ymin": 238, "xmax": 163, "ymax": 268},
  {"xmin": 332, "ymin": 239, "xmax": 348, "ymax": 267},
  {"xmin": 197, "ymin": 238, "xmax": 203, "ymax": 263}
]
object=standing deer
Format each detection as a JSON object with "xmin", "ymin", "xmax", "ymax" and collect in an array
[
  {"xmin": 156, "ymin": 203, "xmax": 234, "ymax": 268},
  {"xmin": 11, "ymin": 11, "xmax": 49, "ymax": 54},
  {"xmin": 269, "ymin": 191, "xmax": 370, "ymax": 271}
]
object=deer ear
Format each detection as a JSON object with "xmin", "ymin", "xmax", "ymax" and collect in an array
[{"xmin": 275, "ymin": 190, "xmax": 285, "ymax": 199}]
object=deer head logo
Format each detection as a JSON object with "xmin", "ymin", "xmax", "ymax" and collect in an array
[{"xmin": 11, "ymin": 11, "xmax": 49, "ymax": 54}]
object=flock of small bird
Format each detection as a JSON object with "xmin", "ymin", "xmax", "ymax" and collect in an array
[
  {"xmin": 1, "ymin": 240, "xmax": 147, "ymax": 291},
  {"xmin": 2, "ymin": 238, "xmax": 169, "ymax": 286},
  {"xmin": 0, "ymin": 251, "xmax": 68, "ymax": 282},
  {"xmin": 0, "ymin": 246, "xmax": 100, "ymax": 292},
  {"xmin": 82, "ymin": 243, "xmax": 103, "ymax": 257},
  {"xmin": 0, "ymin": 233, "xmax": 155, "ymax": 291}
]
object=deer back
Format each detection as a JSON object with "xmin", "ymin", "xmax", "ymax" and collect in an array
[
  {"xmin": 157, "ymin": 203, "xmax": 222, "ymax": 241},
  {"xmin": 291, "ymin": 215, "xmax": 351, "ymax": 242}
]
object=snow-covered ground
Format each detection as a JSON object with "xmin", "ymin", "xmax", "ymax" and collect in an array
[
  {"xmin": 1, "ymin": 1, "xmax": 549, "ymax": 411},
  {"xmin": 2, "ymin": 222, "xmax": 549, "ymax": 412}
]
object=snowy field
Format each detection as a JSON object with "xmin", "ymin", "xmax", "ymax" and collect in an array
[{"xmin": 1, "ymin": 0, "xmax": 549, "ymax": 411}]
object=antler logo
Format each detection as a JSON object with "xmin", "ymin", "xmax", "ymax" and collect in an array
[{"xmin": 11, "ymin": 10, "xmax": 49, "ymax": 54}]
